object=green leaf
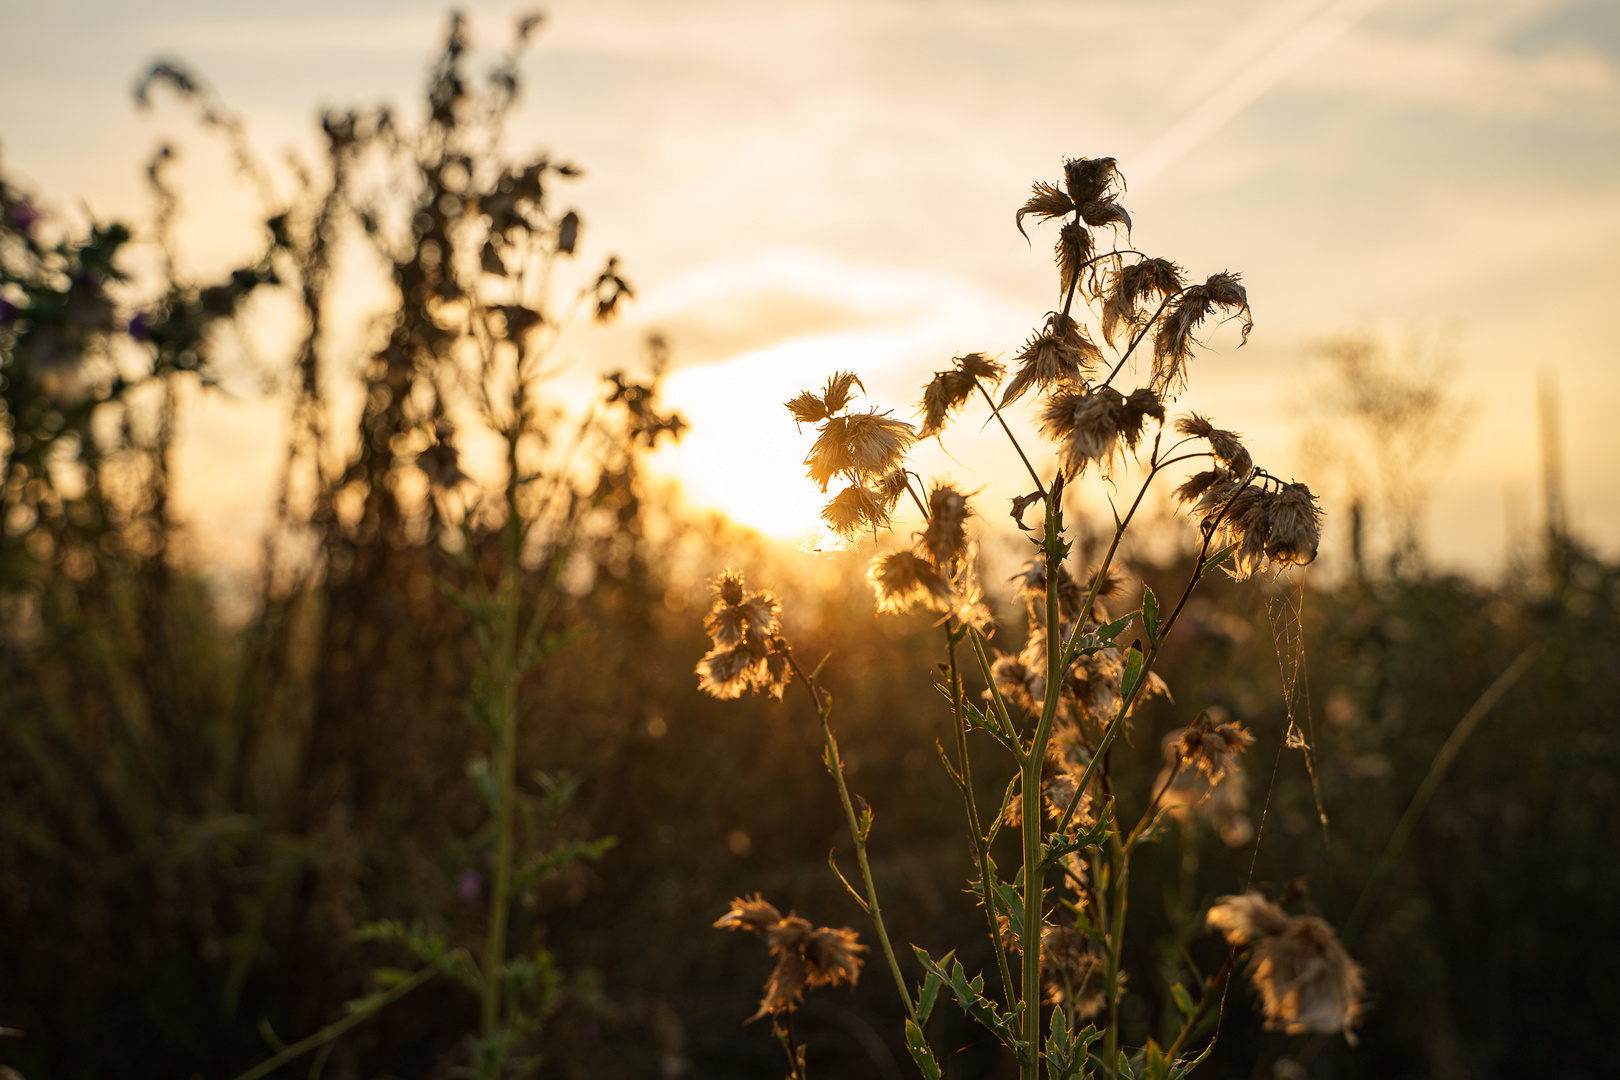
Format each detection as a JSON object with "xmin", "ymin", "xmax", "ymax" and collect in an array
[
  {"xmin": 1120, "ymin": 646, "xmax": 1145, "ymax": 701},
  {"xmin": 1098, "ymin": 611, "xmax": 1136, "ymax": 644},
  {"xmin": 915, "ymin": 957, "xmax": 944, "ymax": 1025},
  {"xmin": 904, "ymin": 1020, "xmax": 942, "ymax": 1080},
  {"xmin": 1200, "ymin": 541, "xmax": 1240, "ymax": 578},
  {"xmin": 1142, "ymin": 585, "xmax": 1159, "ymax": 644},
  {"xmin": 1141, "ymin": 1039, "xmax": 1171, "ymax": 1080},
  {"xmin": 1170, "ymin": 981, "xmax": 1197, "ymax": 1018}
]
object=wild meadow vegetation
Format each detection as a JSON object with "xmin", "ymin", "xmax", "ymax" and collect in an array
[{"xmin": 3, "ymin": 14, "xmax": 1618, "ymax": 1080}]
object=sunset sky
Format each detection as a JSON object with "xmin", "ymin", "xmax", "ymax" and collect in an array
[{"xmin": 3, "ymin": 0, "xmax": 1616, "ymax": 576}]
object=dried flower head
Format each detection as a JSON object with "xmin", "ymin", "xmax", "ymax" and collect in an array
[
  {"xmin": 1056, "ymin": 221, "xmax": 1093, "ymax": 298},
  {"xmin": 697, "ymin": 572, "xmax": 789, "ymax": 699},
  {"xmin": 1152, "ymin": 271, "xmax": 1252, "ymax": 395},
  {"xmin": 805, "ymin": 411, "xmax": 916, "ymax": 491},
  {"xmin": 715, "ymin": 896, "xmax": 865, "ymax": 1019},
  {"xmin": 1101, "ymin": 257, "xmax": 1184, "ymax": 347},
  {"xmin": 1016, "ymin": 180, "xmax": 1075, "ymax": 240},
  {"xmin": 869, "ymin": 551, "xmax": 953, "ymax": 615},
  {"xmin": 1063, "ymin": 156, "xmax": 1120, "ymax": 205},
  {"xmin": 1174, "ymin": 413, "xmax": 1252, "ymax": 476},
  {"xmin": 1039, "ymin": 924, "xmax": 1102, "ymax": 1013},
  {"xmin": 1039, "ymin": 384, "xmax": 1163, "ymax": 478},
  {"xmin": 1264, "ymin": 482, "xmax": 1322, "ymax": 567},
  {"xmin": 921, "ymin": 484, "xmax": 970, "ymax": 566},
  {"xmin": 715, "ymin": 893, "xmax": 785, "ymax": 935},
  {"xmin": 786, "ymin": 370, "xmax": 864, "ymax": 425},
  {"xmin": 1167, "ymin": 709, "xmax": 1255, "ymax": 784},
  {"xmin": 821, "ymin": 484, "xmax": 890, "ymax": 540},
  {"xmin": 917, "ymin": 352, "xmax": 1006, "ymax": 437},
  {"xmin": 1207, "ymin": 893, "xmax": 1364, "ymax": 1042},
  {"xmin": 1000, "ymin": 314, "xmax": 1102, "ymax": 408}
]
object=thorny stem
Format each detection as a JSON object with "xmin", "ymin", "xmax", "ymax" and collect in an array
[
  {"xmin": 946, "ymin": 622, "xmax": 1020, "ymax": 1011},
  {"xmin": 787, "ymin": 655, "xmax": 922, "ymax": 1030}
]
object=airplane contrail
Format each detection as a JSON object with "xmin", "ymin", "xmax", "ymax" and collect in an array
[{"xmin": 1129, "ymin": 0, "xmax": 1390, "ymax": 186}]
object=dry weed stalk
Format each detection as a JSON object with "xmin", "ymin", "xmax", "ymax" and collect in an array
[{"xmin": 702, "ymin": 156, "xmax": 1355, "ymax": 1078}]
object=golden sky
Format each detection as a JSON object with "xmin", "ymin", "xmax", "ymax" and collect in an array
[{"xmin": 4, "ymin": 0, "xmax": 1617, "ymax": 576}]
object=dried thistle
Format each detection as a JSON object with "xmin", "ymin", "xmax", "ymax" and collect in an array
[
  {"xmin": 715, "ymin": 896, "xmax": 866, "ymax": 1019},
  {"xmin": 917, "ymin": 352, "xmax": 1005, "ymax": 438},
  {"xmin": 1207, "ymin": 893, "xmax": 1364, "ymax": 1042},
  {"xmin": 921, "ymin": 483, "xmax": 970, "ymax": 567},
  {"xmin": 697, "ymin": 571, "xmax": 789, "ymax": 699},
  {"xmin": 869, "ymin": 551, "xmax": 953, "ymax": 615},
  {"xmin": 1000, "ymin": 314, "xmax": 1102, "ymax": 408},
  {"xmin": 804, "ymin": 411, "xmax": 916, "ymax": 492},
  {"xmin": 1063, "ymin": 156, "xmax": 1120, "ymax": 205},
  {"xmin": 1016, "ymin": 180, "xmax": 1074, "ymax": 240},
  {"xmin": 1056, "ymin": 221, "xmax": 1093, "ymax": 298},
  {"xmin": 1039, "ymin": 384, "xmax": 1163, "ymax": 478},
  {"xmin": 1101, "ymin": 257, "xmax": 1184, "ymax": 347},
  {"xmin": 1173, "ymin": 412, "xmax": 1252, "ymax": 476},
  {"xmin": 1264, "ymin": 482, "xmax": 1322, "ymax": 567},
  {"xmin": 821, "ymin": 484, "xmax": 890, "ymax": 540},
  {"xmin": 1152, "ymin": 271, "xmax": 1252, "ymax": 394},
  {"xmin": 1166, "ymin": 709, "xmax": 1255, "ymax": 784}
]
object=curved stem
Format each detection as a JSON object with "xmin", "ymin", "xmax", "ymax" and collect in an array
[
  {"xmin": 946, "ymin": 623, "xmax": 1019, "ymax": 1009},
  {"xmin": 229, "ymin": 967, "xmax": 437, "ymax": 1080},
  {"xmin": 788, "ymin": 657, "xmax": 920, "ymax": 1029}
]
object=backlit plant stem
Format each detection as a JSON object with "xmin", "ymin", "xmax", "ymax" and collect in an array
[{"xmin": 788, "ymin": 657, "xmax": 921, "ymax": 1030}]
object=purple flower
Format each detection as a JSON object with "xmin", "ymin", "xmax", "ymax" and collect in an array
[
  {"xmin": 458, "ymin": 869, "xmax": 482, "ymax": 902},
  {"xmin": 126, "ymin": 311, "xmax": 153, "ymax": 341},
  {"xmin": 6, "ymin": 199, "xmax": 39, "ymax": 234},
  {"xmin": 0, "ymin": 298, "xmax": 16, "ymax": 326}
]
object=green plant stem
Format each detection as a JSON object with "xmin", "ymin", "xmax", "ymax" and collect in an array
[
  {"xmin": 1162, "ymin": 954, "xmax": 1234, "ymax": 1064},
  {"xmin": 788, "ymin": 658, "xmax": 920, "ymax": 1030},
  {"xmin": 946, "ymin": 623, "xmax": 1019, "ymax": 1010},
  {"xmin": 481, "ymin": 509, "xmax": 524, "ymax": 1039},
  {"xmin": 1100, "ymin": 829, "xmax": 1130, "ymax": 1070},
  {"xmin": 1341, "ymin": 644, "xmax": 1539, "ymax": 945},
  {"xmin": 229, "ymin": 966, "xmax": 437, "ymax": 1080}
]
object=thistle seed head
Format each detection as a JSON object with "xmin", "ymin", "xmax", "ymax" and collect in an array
[
  {"xmin": 1207, "ymin": 893, "xmax": 1364, "ymax": 1043},
  {"xmin": 921, "ymin": 483, "xmax": 970, "ymax": 567},
  {"xmin": 1062, "ymin": 156, "xmax": 1120, "ymax": 205},
  {"xmin": 869, "ymin": 551, "xmax": 954, "ymax": 615},
  {"xmin": 1016, "ymin": 180, "xmax": 1075, "ymax": 240},
  {"xmin": 821, "ymin": 484, "xmax": 890, "ymax": 541},
  {"xmin": 805, "ymin": 411, "xmax": 916, "ymax": 492},
  {"xmin": 1264, "ymin": 482, "xmax": 1322, "ymax": 567}
]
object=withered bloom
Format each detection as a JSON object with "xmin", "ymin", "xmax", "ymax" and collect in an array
[
  {"xmin": 1264, "ymin": 482, "xmax": 1322, "ymax": 567},
  {"xmin": 821, "ymin": 484, "xmax": 890, "ymax": 540},
  {"xmin": 1152, "ymin": 271, "xmax": 1252, "ymax": 394},
  {"xmin": 697, "ymin": 571, "xmax": 790, "ymax": 699},
  {"xmin": 786, "ymin": 371, "xmax": 864, "ymax": 425},
  {"xmin": 917, "ymin": 351, "xmax": 1004, "ymax": 438},
  {"xmin": 1000, "ymin": 314, "xmax": 1102, "ymax": 408},
  {"xmin": 1016, "ymin": 180, "xmax": 1075, "ymax": 240},
  {"xmin": 1063, "ymin": 156, "xmax": 1120, "ymax": 206},
  {"xmin": 1207, "ymin": 892, "xmax": 1364, "ymax": 1042},
  {"xmin": 921, "ymin": 484, "xmax": 970, "ymax": 566},
  {"xmin": 805, "ymin": 411, "xmax": 916, "ymax": 491},
  {"xmin": 715, "ymin": 895, "xmax": 866, "ymax": 1019},
  {"xmin": 1055, "ymin": 221, "xmax": 1093, "ymax": 298},
  {"xmin": 1101, "ymin": 257, "xmax": 1184, "ymax": 347},
  {"xmin": 1039, "ymin": 384, "xmax": 1163, "ymax": 478},
  {"xmin": 1174, "ymin": 412, "xmax": 1252, "ymax": 476},
  {"xmin": 1167, "ymin": 709, "xmax": 1255, "ymax": 784},
  {"xmin": 869, "ymin": 551, "xmax": 953, "ymax": 615}
]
